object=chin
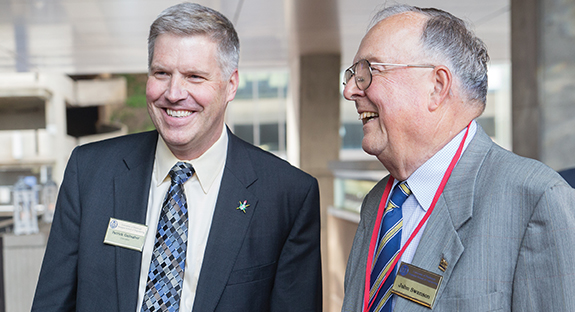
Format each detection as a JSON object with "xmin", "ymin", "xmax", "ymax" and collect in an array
[
  {"xmin": 361, "ymin": 144, "xmax": 377, "ymax": 157},
  {"xmin": 361, "ymin": 138, "xmax": 385, "ymax": 157}
]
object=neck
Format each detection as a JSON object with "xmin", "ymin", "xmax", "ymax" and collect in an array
[{"xmin": 380, "ymin": 118, "xmax": 473, "ymax": 181}]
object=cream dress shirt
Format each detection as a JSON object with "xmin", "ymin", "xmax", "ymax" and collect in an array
[{"xmin": 136, "ymin": 126, "xmax": 228, "ymax": 312}]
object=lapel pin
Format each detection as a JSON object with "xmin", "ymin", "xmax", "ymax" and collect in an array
[
  {"xmin": 237, "ymin": 200, "xmax": 250, "ymax": 213},
  {"xmin": 439, "ymin": 257, "xmax": 448, "ymax": 272}
]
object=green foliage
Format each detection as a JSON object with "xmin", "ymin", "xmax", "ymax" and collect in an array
[
  {"xmin": 110, "ymin": 73, "xmax": 154, "ymax": 133},
  {"xmin": 126, "ymin": 94, "xmax": 147, "ymax": 108},
  {"xmin": 121, "ymin": 73, "xmax": 148, "ymax": 108}
]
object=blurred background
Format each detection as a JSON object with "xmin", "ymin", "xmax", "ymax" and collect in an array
[{"xmin": 0, "ymin": 0, "xmax": 574, "ymax": 311}]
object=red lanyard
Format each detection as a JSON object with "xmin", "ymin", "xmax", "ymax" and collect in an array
[{"xmin": 363, "ymin": 122, "xmax": 471, "ymax": 312}]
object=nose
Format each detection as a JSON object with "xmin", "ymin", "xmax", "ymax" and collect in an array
[
  {"xmin": 343, "ymin": 77, "xmax": 365, "ymax": 101},
  {"xmin": 165, "ymin": 75, "xmax": 188, "ymax": 103}
]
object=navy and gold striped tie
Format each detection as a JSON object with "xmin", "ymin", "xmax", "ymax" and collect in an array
[{"xmin": 369, "ymin": 181, "xmax": 411, "ymax": 312}]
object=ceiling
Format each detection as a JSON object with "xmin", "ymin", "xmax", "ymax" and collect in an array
[{"xmin": 0, "ymin": 0, "xmax": 510, "ymax": 74}]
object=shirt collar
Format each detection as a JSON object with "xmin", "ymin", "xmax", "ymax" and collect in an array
[
  {"xmin": 401, "ymin": 120, "xmax": 477, "ymax": 211},
  {"xmin": 155, "ymin": 124, "xmax": 228, "ymax": 194}
]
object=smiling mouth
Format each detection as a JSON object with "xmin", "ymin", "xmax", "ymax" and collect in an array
[
  {"xmin": 166, "ymin": 108, "xmax": 192, "ymax": 118},
  {"xmin": 359, "ymin": 112, "xmax": 379, "ymax": 124}
]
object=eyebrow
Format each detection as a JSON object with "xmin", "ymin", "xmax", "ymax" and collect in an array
[{"xmin": 149, "ymin": 63, "xmax": 167, "ymax": 72}]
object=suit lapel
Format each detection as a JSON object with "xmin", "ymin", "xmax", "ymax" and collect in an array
[
  {"xmin": 393, "ymin": 195, "xmax": 465, "ymax": 312},
  {"xmin": 114, "ymin": 131, "xmax": 158, "ymax": 312},
  {"xmin": 193, "ymin": 131, "xmax": 259, "ymax": 312},
  {"xmin": 394, "ymin": 125, "xmax": 493, "ymax": 312}
]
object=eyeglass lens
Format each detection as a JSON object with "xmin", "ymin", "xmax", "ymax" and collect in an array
[
  {"xmin": 355, "ymin": 60, "xmax": 370, "ymax": 90},
  {"xmin": 344, "ymin": 60, "xmax": 371, "ymax": 91}
]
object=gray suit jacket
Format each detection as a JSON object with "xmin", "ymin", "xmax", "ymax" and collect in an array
[{"xmin": 342, "ymin": 125, "xmax": 575, "ymax": 311}]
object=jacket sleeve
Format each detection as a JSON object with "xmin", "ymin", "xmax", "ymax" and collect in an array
[
  {"xmin": 31, "ymin": 148, "xmax": 82, "ymax": 312},
  {"xmin": 512, "ymin": 183, "xmax": 575, "ymax": 311},
  {"xmin": 270, "ymin": 177, "xmax": 322, "ymax": 312}
]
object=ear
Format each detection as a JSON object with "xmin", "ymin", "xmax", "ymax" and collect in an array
[
  {"xmin": 429, "ymin": 65, "xmax": 452, "ymax": 111},
  {"xmin": 226, "ymin": 69, "xmax": 239, "ymax": 103}
]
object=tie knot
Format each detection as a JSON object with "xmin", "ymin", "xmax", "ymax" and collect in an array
[
  {"xmin": 169, "ymin": 162, "xmax": 195, "ymax": 185},
  {"xmin": 386, "ymin": 181, "xmax": 411, "ymax": 212},
  {"xmin": 397, "ymin": 181, "xmax": 411, "ymax": 197}
]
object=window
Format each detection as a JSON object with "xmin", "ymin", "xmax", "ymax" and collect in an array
[{"xmin": 227, "ymin": 70, "xmax": 288, "ymax": 158}]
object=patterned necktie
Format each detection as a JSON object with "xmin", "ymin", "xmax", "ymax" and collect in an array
[
  {"xmin": 142, "ymin": 162, "xmax": 194, "ymax": 312},
  {"xmin": 369, "ymin": 181, "xmax": 412, "ymax": 312}
]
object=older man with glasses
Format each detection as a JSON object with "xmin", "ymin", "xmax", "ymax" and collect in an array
[{"xmin": 341, "ymin": 4, "xmax": 575, "ymax": 312}]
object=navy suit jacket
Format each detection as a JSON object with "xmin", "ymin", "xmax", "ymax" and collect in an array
[
  {"xmin": 559, "ymin": 168, "xmax": 575, "ymax": 188},
  {"xmin": 32, "ymin": 129, "xmax": 322, "ymax": 312}
]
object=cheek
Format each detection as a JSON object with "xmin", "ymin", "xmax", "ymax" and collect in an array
[
  {"xmin": 145, "ymin": 78, "xmax": 165, "ymax": 102},
  {"xmin": 196, "ymin": 85, "xmax": 227, "ymax": 108}
]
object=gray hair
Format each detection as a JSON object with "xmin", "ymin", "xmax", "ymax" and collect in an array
[
  {"xmin": 148, "ymin": 2, "xmax": 240, "ymax": 78},
  {"xmin": 369, "ymin": 5, "xmax": 489, "ymax": 106}
]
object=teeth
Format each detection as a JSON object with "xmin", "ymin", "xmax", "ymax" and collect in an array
[
  {"xmin": 359, "ymin": 112, "xmax": 379, "ymax": 121},
  {"xmin": 167, "ymin": 109, "xmax": 192, "ymax": 118}
]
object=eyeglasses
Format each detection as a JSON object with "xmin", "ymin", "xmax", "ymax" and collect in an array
[{"xmin": 343, "ymin": 59, "xmax": 435, "ymax": 91}]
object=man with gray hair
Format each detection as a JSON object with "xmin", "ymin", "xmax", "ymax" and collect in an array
[
  {"xmin": 342, "ymin": 4, "xmax": 575, "ymax": 312},
  {"xmin": 32, "ymin": 3, "xmax": 321, "ymax": 311}
]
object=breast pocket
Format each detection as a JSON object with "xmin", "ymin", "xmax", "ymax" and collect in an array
[{"xmin": 227, "ymin": 261, "xmax": 277, "ymax": 285}]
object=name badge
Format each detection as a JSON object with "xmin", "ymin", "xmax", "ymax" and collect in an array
[
  {"xmin": 103, "ymin": 218, "xmax": 148, "ymax": 252},
  {"xmin": 391, "ymin": 262, "xmax": 443, "ymax": 309}
]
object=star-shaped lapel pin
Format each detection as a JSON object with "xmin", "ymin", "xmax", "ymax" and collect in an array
[{"xmin": 237, "ymin": 200, "xmax": 250, "ymax": 213}]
